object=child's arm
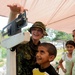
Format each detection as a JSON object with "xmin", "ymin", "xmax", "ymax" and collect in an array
[{"xmin": 59, "ymin": 59, "xmax": 66, "ymax": 73}]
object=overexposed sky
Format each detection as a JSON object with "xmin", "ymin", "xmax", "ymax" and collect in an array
[
  {"xmin": 0, "ymin": 16, "xmax": 8, "ymax": 30},
  {"xmin": 0, "ymin": 16, "xmax": 32, "ymax": 30}
]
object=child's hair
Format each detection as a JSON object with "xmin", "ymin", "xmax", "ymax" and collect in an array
[
  {"xmin": 39, "ymin": 42, "xmax": 57, "ymax": 57},
  {"xmin": 72, "ymin": 29, "xmax": 75, "ymax": 32},
  {"xmin": 65, "ymin": 40, "xmax": 75, "ymax": 47}
]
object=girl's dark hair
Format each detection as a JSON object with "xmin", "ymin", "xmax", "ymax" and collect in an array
[
  {"xmin": 66, "ymin": 40, "xmax": 75, "ymax": 47},
  {"xmin": 39, "ymin": 42, "xmax": 57, "ymax": 57}
]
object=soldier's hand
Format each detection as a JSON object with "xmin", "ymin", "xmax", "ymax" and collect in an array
[{"xmin": 7, "ymin": 3, "xmax": 28, "ymax": 14}]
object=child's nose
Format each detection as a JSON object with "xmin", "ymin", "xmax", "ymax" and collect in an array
[{"xmin": 36, "ymin": 52, "xmax": 40, "ymax": 57}]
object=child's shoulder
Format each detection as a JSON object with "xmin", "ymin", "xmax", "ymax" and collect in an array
[{"xmin": 48, "ymin": 65, "xmax": 59, "ymax": 75}]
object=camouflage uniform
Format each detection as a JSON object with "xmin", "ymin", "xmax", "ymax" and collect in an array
[
  {"xmin": 9, "ymin": 21, "xmax": 47, "ymax": 75},
  {"xmin": 16, "ymin": 37, "xmax": 40, "ymax": 75}
]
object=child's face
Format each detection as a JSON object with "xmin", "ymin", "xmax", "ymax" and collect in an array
[
  {"xmin": 36, "ymin": 46, "xmax": 52, "ymax": 68},
  {"xmin": 66, "ymin": 44, "xmax": 75, "ymax": 54}
]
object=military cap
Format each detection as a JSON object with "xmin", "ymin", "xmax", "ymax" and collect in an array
[{"xmin": 29, "ymin": 21, "xmax": 48, "ymax": 36}]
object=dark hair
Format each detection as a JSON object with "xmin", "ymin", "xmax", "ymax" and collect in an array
[
  {"xmin": 72, "ymin": 30, "xmax": 75, "ymax": 38},
  {"xmin": 38, "ymin": 42, "xmax": 57, "ymax": 57},
  {"xmin": 72, "ymin": 29, "xmax": 75, "ymax": 32},
  {"xmin": 66, "ymin": 40, "xmax": 75, "ymax": 47}
]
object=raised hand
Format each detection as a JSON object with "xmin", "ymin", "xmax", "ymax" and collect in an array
[{"xmin": 7, "ymin": 3, "xmax": 28, "ymax": 14}]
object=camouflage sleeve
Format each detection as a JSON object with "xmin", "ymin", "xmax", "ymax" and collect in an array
[{"xmin": 16, "ymin": 44, "xmax": 24, "ymax": 75}]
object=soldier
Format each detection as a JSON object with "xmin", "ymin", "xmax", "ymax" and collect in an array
[{"xmin": 7, "ymin": 4, "xmax": 48, "ymax": 75}]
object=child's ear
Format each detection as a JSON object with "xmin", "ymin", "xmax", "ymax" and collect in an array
[{"xmin": 49, "ymin": 55, "xmax": 55, "ymax": 62}]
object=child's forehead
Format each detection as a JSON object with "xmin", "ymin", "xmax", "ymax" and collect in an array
[
  {"xmin": 38, "ymin": 46, "xmax": 48, "ymax": 50},
  {"xmin": 66, "ymin": 44, "xmax": 75, "ymax": 47},
  {"xmin": 37, "ymin": 46, "xmax": 49, "ymax": 54},
  {"xmin": 32, "ymin": 27, "xmax": 42, "ymax": 30},
  {"xmin": 38, "ymin": 45, "xmax": 46, "ymax": 48}
]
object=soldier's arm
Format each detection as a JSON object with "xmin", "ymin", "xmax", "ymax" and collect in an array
[{"xmin": 7, "ymin": 3, "xmax": 27, "ymax": 23}]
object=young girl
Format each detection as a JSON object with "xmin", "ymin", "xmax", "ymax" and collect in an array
[{"xmin": 59, "ymin": 40, "xmax": 75, "ymax": 75}]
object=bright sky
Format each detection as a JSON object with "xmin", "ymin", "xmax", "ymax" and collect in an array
[
  {"xmin": 0, "ymin": 16, "xmax": 8, "ymax": 30},
  {"xmin": 0, "ymin": 16, "xmax": 32, "ymax": 31}
]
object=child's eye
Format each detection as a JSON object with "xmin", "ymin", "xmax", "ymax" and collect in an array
[
  {"xmin": 67, "ymin": 46, "xmax": 73, "ymax": 48},
  {"xmin": 40, "ymin": 50, "xmax": 45, "ymax": 54}
]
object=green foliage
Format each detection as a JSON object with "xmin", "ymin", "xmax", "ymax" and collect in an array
[
  {"xmin": 2, "ymin": 48, "xmax": 7, "ymax": 58},
  {"xmin": 46, "ymin": 28, "xmax": 72, "ymax": 41},
  {"xmin": 55, "ymin": 48, "xmax": 64, "ymax": 61},
  {"xmin": 0, "ymin": 47, "xmax": 7, "ymax": 58},
  {"xmin": 0, "ymin": 59, "xmax": 3, "ymax": 62},
  {"xmin": 0, "ymin": 59, "xmax": 4, "ymax": 67},
  {"xmin": 53, "ymin": 30, "xmax": 72, "ymax": 41}
]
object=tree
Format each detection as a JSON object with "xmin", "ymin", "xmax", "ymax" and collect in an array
[{"xmin": 52, "ymin": 30, "xmax": 72, "ymax": 41}]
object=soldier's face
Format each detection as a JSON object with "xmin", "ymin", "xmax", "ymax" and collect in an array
[{"xmin": 31, "ymin": 27, "xmax": 44, "ymax": 40}]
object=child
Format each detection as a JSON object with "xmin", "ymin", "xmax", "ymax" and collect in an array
[
  {"xmin": 59, "ymin": 40, "xmax": 75, "ymax": 75},
  {"xmin": 33, "ymin": 42, "xmax": 59, "ymax": 75}
]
